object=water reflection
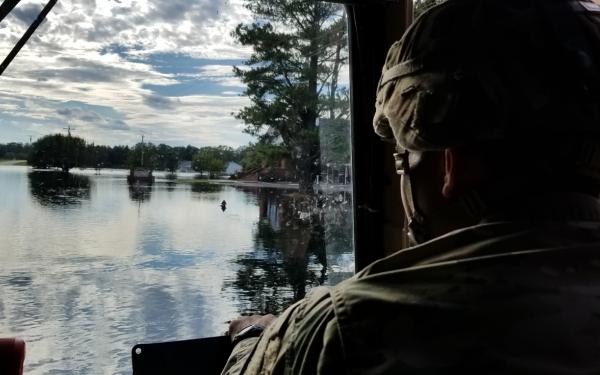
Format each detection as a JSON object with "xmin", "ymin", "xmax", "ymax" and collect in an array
[
  {"xmin": 1, "ymin": 167, "xmax": 354, "ymax": 374},
  {"xmin": 128, "ymin": 184, "xmax": 152, "ymax": 202},
  {"xmin": 227, "ymin": 188, "xmax": 353, "ymax": 314},
  {"xmin": 0, "ymin": 273, "xmax": 33, "ymax": 289},
  {"xmin": 190, "ymin": 181, "xmax": 223, "ymax": 194},
  {"xmin": 28, "ymin": 171, "xmax": 91, "ymax": 206}
]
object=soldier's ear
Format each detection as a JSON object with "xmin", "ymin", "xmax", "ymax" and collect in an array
[
  {"xmin": 442, "ymin": 147, "xmax": 488, "ymax": 199},
  {"xmin": 442, "ymin": 149, "xmax": 455, "ymax": 199}
]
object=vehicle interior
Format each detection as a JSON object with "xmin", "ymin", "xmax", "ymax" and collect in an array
[{"xmin": 0, "ymin": 0, "xmax": 417, "ymax": 373}]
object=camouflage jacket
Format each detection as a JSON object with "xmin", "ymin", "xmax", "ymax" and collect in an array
[{"xmin": 222, "ymin": 193, "xmax": 600, "ymax": 374}]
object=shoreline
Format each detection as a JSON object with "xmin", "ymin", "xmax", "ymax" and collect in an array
[
  {"xmin": 2, "ymin": 165, "xmax": 352, "ymax": 191},
  {"xmin": 0, "ymin": 160, "xmax": 27, "ymax": 166},
  {"xmin": 176, "ymin": 178, "xmax": 351, "ymax": 192}
]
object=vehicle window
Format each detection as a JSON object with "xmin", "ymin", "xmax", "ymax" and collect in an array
[{"xmin": 0, "ymin": 0, "xmax": 353, "ymax": 373}]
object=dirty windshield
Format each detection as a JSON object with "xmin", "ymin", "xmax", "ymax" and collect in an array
[{"xmin": 0, "ymin": 1, "xmax": 353, "ymax": 373}]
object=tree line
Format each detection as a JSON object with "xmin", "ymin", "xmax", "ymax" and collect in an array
[
  {"xmin": 23, "ymin": 134, "xmax": 203, "ymax": 172},
  {"xmin": 2, "ymin": 134, "xmax": 310, "ymax": 177},
  {"xmin": 0, "ymin": 142, "xmax": 32, "ymax": 160}
]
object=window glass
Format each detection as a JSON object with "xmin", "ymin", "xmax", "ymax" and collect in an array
[{"xmin": 0, "ymin": 0, "xmax": 353, "ymax": 373}]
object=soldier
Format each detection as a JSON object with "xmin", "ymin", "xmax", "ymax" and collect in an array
[{"xmin": 223, "ymin": 0, "xmax": 600, "ymax": 373}]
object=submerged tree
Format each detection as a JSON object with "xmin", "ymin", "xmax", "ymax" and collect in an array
[
  {"xmin": 192, "ymin": 147, "xmax": 227, "ymax": 178},
  {"xmin": 28, "ymin": 134, "xmax": 86, "ymax": 173},
  {"xmin": 233, "ymin": 0, "xmax": 349, "ymax": 192}
]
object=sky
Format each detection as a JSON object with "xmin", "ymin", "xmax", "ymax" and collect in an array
[{"xmin": 0, "ymin": 0, "xmax": 257, "ymax": 147}]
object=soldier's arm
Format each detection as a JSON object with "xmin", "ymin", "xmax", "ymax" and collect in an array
[{"xmin": 221, "ymin": 287, "xmax": 344, "ymax": 375}]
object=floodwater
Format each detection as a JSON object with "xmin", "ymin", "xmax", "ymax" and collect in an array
[{"xmin": 0, "ymin": 166, "xmax": 354, "ymax": 374}]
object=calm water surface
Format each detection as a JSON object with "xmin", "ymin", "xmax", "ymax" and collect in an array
[{"xmin": 0, "ymin": 166, "xmax": 354, "ymax": 374}]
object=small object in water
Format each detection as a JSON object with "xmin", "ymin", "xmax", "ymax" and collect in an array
[{"xmin": 221, "ymin": 200, "xmax": 227, "ymax": 212}]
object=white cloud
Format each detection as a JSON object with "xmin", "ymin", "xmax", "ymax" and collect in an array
[
  {"xmin": 0, "ymin": 0, "xmax": 350, "ymax": 148},
  {"xmin": 0, "ymin": 0, "xmax": 255, "ymax": 147}
]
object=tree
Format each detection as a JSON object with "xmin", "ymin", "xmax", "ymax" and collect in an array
[
  {"xmin": 165, "ymin": 150, "xmax": 179, "ymax": 173},
  {"xmin": 174, "ymin": 145, "xmax": 199, "ymax": 162},
  {"xmin": 0, "ymin": 142, "xmax": 32, "ymax": 160},
  {"xmin": 319, "ymin": 118, "xmax": 351, "ymax": 166},
  {"xmin": 28, "ymin": 134, "xmax": 86, "ymax": 172},
  {"xmin": 192, "ymin": 147, "xmax": 227, "ymax": 178},
  {"xmin": 233, "ymin": 0, "xmax": 349, "ymax": 192},
  {"xmin": 128, "ymin": 142, "xmax": 157, "ymax": 169},
  {"xmin": 240, "ymin": 142, "xmax": 290, "ymax": 170},
  {"xmin": 155, "ymin": 143, "xmax": 180, "ymax": 172}
]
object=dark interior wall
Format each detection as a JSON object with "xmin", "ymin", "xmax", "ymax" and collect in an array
[{"xmin": 343, "ymin": 1, "xmax": 412, "ymax": 271}]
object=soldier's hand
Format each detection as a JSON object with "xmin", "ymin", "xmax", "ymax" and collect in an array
[{"xmin": 228, "ymin": 314, "xmax": 276, "ymax": 341}]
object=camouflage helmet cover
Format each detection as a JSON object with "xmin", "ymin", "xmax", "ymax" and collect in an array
[{"xmin": 374, "ymin": 0, "xmax": 600, "ymax": 152}]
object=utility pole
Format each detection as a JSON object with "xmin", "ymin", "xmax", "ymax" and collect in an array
[
  {"xmin": 141, "ymin": 135, "xmax": 145, "ymax": 167},
  {"xmin": 63, "ymin": 125, "xmax": 75, "ymax": 137}
]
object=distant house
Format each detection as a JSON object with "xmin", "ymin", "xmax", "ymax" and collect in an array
[
  {"xmin": 225, "ymin": 161, "xmax": 242, "ymax": 176},
  {"xmin": 178, "ymin": 160, "xmax": 193, "ymax": 173}
]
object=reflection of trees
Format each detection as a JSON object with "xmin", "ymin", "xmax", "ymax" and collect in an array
[
  {"xmin": 190, "ymin": 182, "xmax": 223, "ymax": 194},
  {"xmin": 128, "ymin": 184, "xmax": 152, "ymax": 202},
  {"xmin": 190, "ymin": 182, "xmax": 224, "ymax": 205},
  {"xmin": 28, "ymin": 171, "xmax": 91, "ymax": 206},
  {"xmin": 227, "ymin": 189, "xmax": 347, "ymax": 315}
]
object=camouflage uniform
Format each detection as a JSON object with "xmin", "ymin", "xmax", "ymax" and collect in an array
[{"xmin": 223, "ymin": 193, "xmax": 600, "ymax": 374}]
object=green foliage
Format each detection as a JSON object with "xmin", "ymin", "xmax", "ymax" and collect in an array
[
  {"xmin": 319, "ymin": 118, "xmax": 351, "ymax": 166},
  {"xmin": 233, "ymin": 0, "xmax": 348, "ymax": 191},
  {"xmin": 0, "ymin": 142, "xmax": 32, "ymax": 160},
  {"xmin": 28, "ymin": 134, "xmax": 86, "ymax": 172},
  {"xmin": 165, "ymin": 151, "xmax": 179, "ymax": 173},
  {"xmin": 192, "ymin": 147, "xmax": 228, "ymax": 178},
  {"xmin": 173, "ymin": 145, "xmax": 199, "ymax": 161},
  {"xmin": 84, "ymin": 144, "xmax": 130, "ymax": 169},
  {"xmin": 239, "ymin": 142, "xmax": 290, "ymax": 170},
  {"xmin": 157, "ymin": 144, "xmax": 179, "ymax": 173},
  {"xmin": 128, "ymin": 142, "xmax": 157, "ymax": 169},
  {"xmin": 21, "ymin": 138, "xmax": 241, "ymax": 174}
]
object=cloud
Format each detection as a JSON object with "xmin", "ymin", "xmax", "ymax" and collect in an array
[
  {"xmin": 11, "ymin": 3, "xmax": 43, "ymax": 25},
  {"xmin": 0, "ymin": 0, "xmax": 348, "ymax": 149},
  {"xmin": 142, "ymin": 94, "xmax": 179, "ymax": 110},
  {"xmin": 147, "ymin": 0, "xmax": 220, "ymax": 23}
]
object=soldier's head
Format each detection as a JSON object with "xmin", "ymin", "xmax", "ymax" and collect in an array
[{"xmin": 374, "ymin": 0, "xmax": 600, "ymax": 243}]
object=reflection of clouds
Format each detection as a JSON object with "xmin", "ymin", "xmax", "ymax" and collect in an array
[
  {"xmin": 139, "ymin": 286, "xmax": 179, "ymax": 341},
  {"xmin": 0, "ymin": 168, "xmax": 350, "ymax": 374},
  {"xmin": 0, "ymin": 255, "xmax": 239, "ymax": 374}
]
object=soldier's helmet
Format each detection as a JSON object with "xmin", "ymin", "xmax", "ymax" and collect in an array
[{"xmin": 374, "ymin": 0, "xmax": 600, "ymax": 176}]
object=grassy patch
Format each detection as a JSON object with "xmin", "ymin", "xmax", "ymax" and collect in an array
[
  {"xmin": 176, "ymin": 178, "xmax": 212, "ymax": 184},
  {"xmin": 0, "ymin": 159, "xmax": 28, "ymax": 166}
]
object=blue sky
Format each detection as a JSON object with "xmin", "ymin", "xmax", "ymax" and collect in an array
[{"xmin": 0, "ymin": 0, "xmax": 257, "ymax": 147}]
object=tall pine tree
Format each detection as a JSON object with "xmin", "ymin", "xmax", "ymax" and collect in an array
[{"xmin": 233, "ymin": 0, "xmax": 348, "ymax": 192}]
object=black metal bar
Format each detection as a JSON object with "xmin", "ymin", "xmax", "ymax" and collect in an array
[
  {"xmin": 347, "ymin": 1, "xmax": 411, "ymax": 271},
  {"xmin": 0, "ymin": 0, "xmax": 22, "ymax": 24},
  {"xmin": 347, "ymin": 4, "xmax": 386, "ymax": 271},
  {"xmin": 0, "ymin": 0, "xmax": 57, "ymax": 76}
]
